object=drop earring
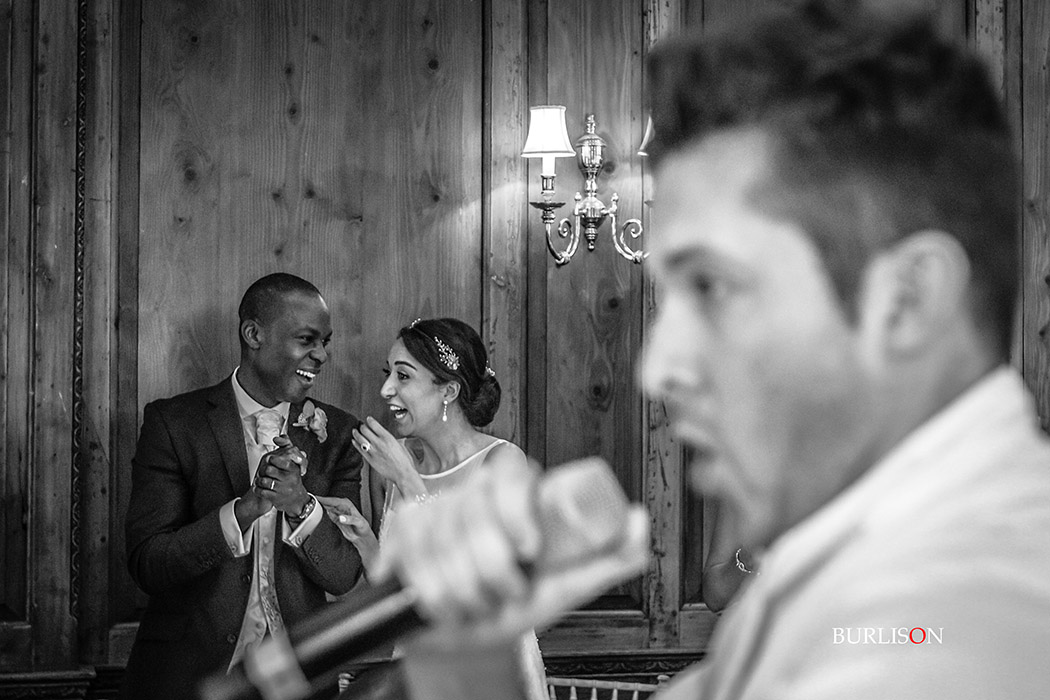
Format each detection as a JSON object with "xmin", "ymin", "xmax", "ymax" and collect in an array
[{"xmin": 442, "ymin": 400, "xmax": 448, "ymax": 422}]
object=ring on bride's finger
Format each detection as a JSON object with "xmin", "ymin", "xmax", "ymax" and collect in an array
[{"xmin": 360, "ymin": 441, "xmax": 371, "ymax": 453}]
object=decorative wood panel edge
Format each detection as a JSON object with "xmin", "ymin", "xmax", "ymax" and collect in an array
[
  {"xmin": 542, "ymin": 648, "xmax": 703, "ymax": 681},
  {"xmin": 70, "ymin": 0, "xmax": 89, "ymax": 626},
  {"xmin": 0, "ymin": 668, "xmax": 94, "ymax": 699}
]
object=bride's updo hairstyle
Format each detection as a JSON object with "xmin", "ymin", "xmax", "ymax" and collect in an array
[{"xmin": 398, "ymin": 317, "xmax": 502, "ymax": 427}]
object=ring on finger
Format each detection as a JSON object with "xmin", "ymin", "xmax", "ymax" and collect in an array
[{"xmin": 360, "ymin": 441, "xmax": 371, "ymax": 453}]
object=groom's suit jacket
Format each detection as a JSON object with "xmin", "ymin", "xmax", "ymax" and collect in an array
[{"xmin": 121, "ymin": 376, "xmax": 364, "ymax": 700}]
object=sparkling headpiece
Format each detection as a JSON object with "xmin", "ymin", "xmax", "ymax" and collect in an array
[
  {"xmin": 407, "ymin": 318, "xmax": 460, "ymax": 372},
  {"xmin": 433, "ymin": 337, "xmax": 460, "ymax": 371}
]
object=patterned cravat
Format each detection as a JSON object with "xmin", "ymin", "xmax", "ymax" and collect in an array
[{"xmin": 230, "ymin": 408, "xmax": 286, "ymax": 668}]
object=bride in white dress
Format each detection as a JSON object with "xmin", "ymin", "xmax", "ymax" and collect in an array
[{"xmin": 316, "ymin": 317, "xmax": 548, "ymax": 700}]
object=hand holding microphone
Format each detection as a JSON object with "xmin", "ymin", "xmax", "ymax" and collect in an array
[
  {"xmin": 201, "ymin": 456, "xmax": 649, "ymax": 700},
  {"xmin": 374, "ymin": 456, "xmax": 650, "ymax": 647}
]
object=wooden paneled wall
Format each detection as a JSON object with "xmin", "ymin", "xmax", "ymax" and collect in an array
[
  {"xmin": 111, "ymin": 0, "xmax": 488, "ymax": 636},
  {"xmin": 2, "ymin": 0, "xmax": 1049, "ymax": 694}
]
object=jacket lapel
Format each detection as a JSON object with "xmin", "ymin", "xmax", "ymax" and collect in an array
[{"xmin": 207, "ymin": 377, "xmax": 251, "ymax": 495}]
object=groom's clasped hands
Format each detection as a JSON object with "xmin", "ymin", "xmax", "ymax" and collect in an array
[{"xmin": 249, "ymin": 435, "xmax": 311, "ymax": 516}]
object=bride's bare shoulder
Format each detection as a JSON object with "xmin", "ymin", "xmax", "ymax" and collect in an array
[{"xmin": 482, "ymin": 439, "xmax": 529, "ymax": 471}]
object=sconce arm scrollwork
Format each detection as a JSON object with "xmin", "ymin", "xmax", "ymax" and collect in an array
[{"xmin": 523, "ymin": 110, "xmax": 647, "ymax": 266}]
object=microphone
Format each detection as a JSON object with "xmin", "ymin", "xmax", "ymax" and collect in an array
[{"xmin": 199, "ymin": 458, "xmax": 632, "ymax": 700}]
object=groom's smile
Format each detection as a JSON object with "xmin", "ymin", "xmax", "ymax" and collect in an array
[{"xmin": 240, "ymin": 290, "xmax": 333, "ymax": 406}]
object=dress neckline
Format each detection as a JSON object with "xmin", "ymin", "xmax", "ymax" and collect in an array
[{"xmin": 418, "ymin": 438, "xmax": 507, "ymax": 480}]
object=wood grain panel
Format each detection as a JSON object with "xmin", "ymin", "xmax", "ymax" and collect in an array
[
  {"xmin": 81, "ymin": 0, "xmax": 119, "ymax": 663},
  {"xmin": 135, "ymin": 0, "xmax": 483, "ymax": 424},
  {"xmin": 1020, "ymin": 0, "xmax": 1050, "ymax": 429},
  {"xmin": 351, "ymin": 0, "xmax": 484, "ymax": 427},
  {"xmin": 484, "ymin": 0, "xmax": 529, "ymax": 445},
  {"xmin": 970, "ymin": 0, "xmax": 1007, "ymax": 96},
  {"xmin": 1, "ymin": 0, "xmax": 33, "ymax": 628},
  {"xmin": 543, "ymin": 0, "xmax": 645, "ymax": 493},
  {"xmin": 112, "ymin": 0, "xmax": 145, "ymax": 630},
  {"xmin": 30, "ymin": 0, "xmax": 79, "ymax": 668},
  {"xmin": 540, "ymin": 613, "xmax": 649, "ymax": 653},
  {"xmin": 525, "ymin": 0, "xmax": 549, "ymax": 464}
]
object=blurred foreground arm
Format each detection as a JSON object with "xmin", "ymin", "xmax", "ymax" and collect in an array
[{"xmin": 372, "ymin": 456, "xmax": 650, "ymax": 646}]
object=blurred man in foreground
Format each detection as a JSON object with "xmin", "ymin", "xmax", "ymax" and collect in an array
[{"xmin": 377, "ymin": 1, "xmax": 1050, "ymax": 698}]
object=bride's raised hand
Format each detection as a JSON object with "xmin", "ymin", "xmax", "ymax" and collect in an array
[{"xmin": 352, "ymin": 417, "xmax": 426, "ymax": 499}]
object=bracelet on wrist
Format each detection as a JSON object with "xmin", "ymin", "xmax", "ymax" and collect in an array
[
  {"xmin": 413, "ymin": 491, "xmax": 437, "ymax": 505},
  {"xmin": 735, "ymin": 547, "xmax": 755, "ymax": 575},
  {"xmin": 291, "ymin": 494, "xmax": 316, "ymax": 521}
]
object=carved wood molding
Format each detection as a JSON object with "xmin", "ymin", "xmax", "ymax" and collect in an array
[
  {"xmin": 70, "ymin": 0, "xmax": 89, "ymax": 625},
  {"xmin": 542, "ymin": 650, "xmax": 704, "ymax": 681},
  {"xmin": 0, "ymin": 669, "xmax": 94, "ymax": 699}
]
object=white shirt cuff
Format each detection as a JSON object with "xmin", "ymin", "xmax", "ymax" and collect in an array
[
  {"xmin": 282, "ymin": 495, "xmax": 322, "ymax": 548},
  {"xmin": 220, "ymin": 498, "xmax": 253, "ymax": 557}
]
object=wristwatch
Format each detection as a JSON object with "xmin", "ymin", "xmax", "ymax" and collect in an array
[{"xmin": 292, "ymin": 494, "xmax": 316, "ymax": 521}]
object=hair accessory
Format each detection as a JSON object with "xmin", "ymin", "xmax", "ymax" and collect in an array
[
  {"xmin": 433, "ymin": 337, "xmax": 460, "ymax": 371},
  {"xmin": 409, "ymin": 318, "xmax": 422, "ymax": 328},
  {"xmin": 485, "ymin": 365, "xmax": 496, "ymax": 378}
]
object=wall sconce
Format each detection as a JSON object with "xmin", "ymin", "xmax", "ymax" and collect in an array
[{"xmin": 522, "ymin": 106, "xmax": 646, "ymax": 266}]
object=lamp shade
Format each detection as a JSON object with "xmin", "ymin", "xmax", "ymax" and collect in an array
[{"xmin": 522, "ymin": 105, "xmax": 576, "ymax": 158}]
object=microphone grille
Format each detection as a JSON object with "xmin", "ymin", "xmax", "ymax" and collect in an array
[{"xmin": 534, "ymin": 457, "xmax": 630, "ymax": 572}]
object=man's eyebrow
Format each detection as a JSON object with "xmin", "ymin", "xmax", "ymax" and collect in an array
[
  {"xmin": 662, "ymin": 246, "xmax": 713, "ymax": 271},
  {"xmin": 294, "ymin": 324, "xmax": 332, "ymax": 336}
]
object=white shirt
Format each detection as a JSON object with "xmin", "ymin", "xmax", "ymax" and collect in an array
[
  {"xmin": 218, "ymin": 369, "xmax": 323, "ymax": 554},
  {"xmin": 660, "ymin": 368, "xmax": 1050, "ymax": 700}
]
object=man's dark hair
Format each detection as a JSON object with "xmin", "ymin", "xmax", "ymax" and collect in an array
[
  {"xmin": 238, "ymin": 273, "xmax": 322, "ymax": 330},
  {"xmin": 646, "ymin": 0, "xmax": 1018, "ymax": 357}
]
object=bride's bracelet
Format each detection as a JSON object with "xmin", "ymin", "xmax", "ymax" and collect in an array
[{"xmin": 735, "ymin": 547, "xmax": 755, "ymax": 575}]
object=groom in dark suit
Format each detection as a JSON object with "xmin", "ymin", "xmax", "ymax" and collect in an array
[{"xmin": 121, "ymin": 273, "xmax": 365, "ymax": 700}]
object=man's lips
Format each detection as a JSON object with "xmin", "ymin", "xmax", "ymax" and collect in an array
[{"xmin": 296, "ymin": 369, "xmax": 318, "ymax": 381}]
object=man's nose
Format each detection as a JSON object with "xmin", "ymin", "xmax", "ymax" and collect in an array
[
  {"xmin": 310, "ymin": 343, "xmax": 329, "ymax": 365},
  {"xmin": 640, "ymin": 309, "xmax": 702, "ymax": 397}
]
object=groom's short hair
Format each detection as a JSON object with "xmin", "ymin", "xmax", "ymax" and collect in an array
[{"xmin": 238, "ymin": 273, "xmax": 322, "ymax": 328}]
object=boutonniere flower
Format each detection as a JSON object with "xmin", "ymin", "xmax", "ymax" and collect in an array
[{"xmin": 293, "ymin": 400, "xmax": 328, "ymax": 444}]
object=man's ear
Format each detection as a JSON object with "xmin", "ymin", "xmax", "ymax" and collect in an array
[
  {"xmin": 241, "ymin": 319, "xmax": 263, "ymax": 350},
  {"xmin": 876, "ymin": 230, "xmax": 971, "ymax": 356}
]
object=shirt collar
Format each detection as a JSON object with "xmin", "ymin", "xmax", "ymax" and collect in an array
[
  {"xmin": 754, "ymin": 366, "xmax": 1031, "ymax": 591},
  {"xmin": 231, "ymin": 367, "xmax": 290, "ymax": 424}
]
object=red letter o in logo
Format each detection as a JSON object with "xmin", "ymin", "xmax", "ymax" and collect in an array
[{"xmin": 909, "ymin": 627, "xmax": 926, "ymax": 644}]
